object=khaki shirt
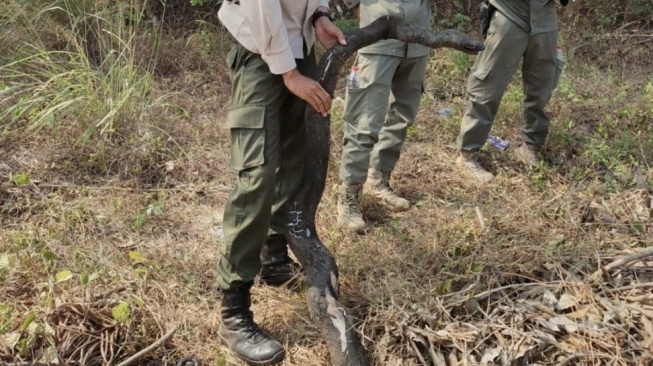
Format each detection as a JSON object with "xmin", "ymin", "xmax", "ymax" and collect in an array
[
  {"xmin": 219, "ymin": 0, "xmax": 329, "ymax": 75},
  {"xmin": 490, "ymin": 0, "xmax": 557, "ymax": 35},
  {"xmin": 344, "ymin": 0, "xmax": 431, "ymax": 57}
]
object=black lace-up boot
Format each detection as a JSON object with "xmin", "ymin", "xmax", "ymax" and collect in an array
[
  {"xmin": 219, "ymin": 282, "xmax": 285, "ymax": 365},
  {"xmin": 259, "ymin": 235, "xmax": 302, "ymax": 287}
]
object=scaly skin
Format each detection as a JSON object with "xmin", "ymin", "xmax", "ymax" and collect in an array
[{"xmin": 285, "ymin": 16, "xmax": 484, "ymax": 366}]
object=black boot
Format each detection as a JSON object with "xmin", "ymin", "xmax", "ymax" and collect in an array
[
  {"xmin": 259, "ymin": 235, "xmax": 302, "ymax": 287},
  {"xmin": 219, "ymin": 282, "xmax": 285, "ymax": 365}
]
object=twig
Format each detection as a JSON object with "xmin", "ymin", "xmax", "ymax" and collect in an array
[
  {"xmin": 559, "ymin": 353, "xmax": 614, "ymax": 366},
  {"xmin": 627, "ymin": 38, "xmax": 653, "ymax": 48},
  {"xmin": 581, "ymin": 33, "xmax": 653, "ymax": 39},
  {"xmin": 407, "ymin": 332, "xmax": 429, "ymax": 366},
  {"xmin": 475, "ymin": 206, "xmax": 486, "ymax": 230},
  {"xmin": 91, "ymin": 286, "xmax": 127, "ymax": 302},
  {"xmin": 471, "ymin": 282, "xmax": 562, "ymax": 301},
  {"xmin": 606, "ymin": 281, "xmax": 653, "ymax": 293},
  {"xmin": 442, "ymin": 282, "xmax": 562, "ymax": 308},
  {"xmin": 588, "ymin": 248, "xmax": 653, "ymax": 284},
  {"xmin": 623, "ymin": 294, "xmax": 653, "ymax": 303},
  {"xmin": 572, "ymin": 33, "xmax": 653, "ymax": 55},
  {"xmin": 528, "ymin": 301, "xmax": 557, "ymax": 316},
  {"xmin": 615, "ymin": 20, "xmax": 645, "ymax": 32},
  {"xmin": 33, "ymin": 183, "xmax": 224, "ymax": 193},
  {"xmin": 115, "ymin": 325, "xmax": 178, "ymax": 366},
  {"xmin": 437, "ymin": 281, "xmax": 478, "ymax": 299},
  {"xmin": 625, "ymin": 304, "xmax": 653, "ymax": 320}
]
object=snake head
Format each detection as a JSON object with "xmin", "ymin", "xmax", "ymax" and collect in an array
[{"xmin": 437, "ymin": 29, "xmax": 485, "ymax": 55}]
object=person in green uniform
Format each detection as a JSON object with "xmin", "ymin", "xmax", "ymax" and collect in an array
[
  {"xmin": 216, "ymin": 0, "xmax": 345, "ymax": 364},
  {"xmin": 337, "ymin": 0, "xmax": 432, "ymax": 231},
  {"xmin": 456, "ymin": 0, "xmax": 567, "ymax": 182}
]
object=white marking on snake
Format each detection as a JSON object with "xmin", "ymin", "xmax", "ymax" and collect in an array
[
  {"xmin": 287, "ymin": 202, "xmax": 304, "ymax": 238},
  {"xmin": 320, "ymin": 54, "xmax": 333, "ymax": 83},
  {"xmin": 325, "ymin": 287, "xmax": 348, "ymax": 352},
  {"xmin": 330, "ymin": 272, "xmax": 339, "ymax": 294}
]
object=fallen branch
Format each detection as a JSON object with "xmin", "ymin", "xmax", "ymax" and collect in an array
[
  {"xmin": 571, "ymin": 32, "xmax": 653, "ymax": 55},
  {"xmin": 471, "ymin": 282, "xmax": 561, "ymax": 301},
  {"xmin": 625, "ymin": 303, "xmax": 653, "ymax": 320},
  {"xmin": 115, "ymin": 325, "xmax": 178, "ymax": 366},
  {"xmin": 285, "ymin": 16, "xmax": 484, "ymax": 366},
  {"xmin": 606, "ymin": 281, "xmax": 653, "ymax": 293},
  {"xmin": 588, "ymin": 248, "xmax": 653, "ymax": 284},
  {"xmin": 603, "ymin": 248, "xmax": 653, "ymax": 270}
]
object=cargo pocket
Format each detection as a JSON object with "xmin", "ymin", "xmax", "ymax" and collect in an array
[
  {"xmin": 226, "ymin": 45, "xmax": 238, "ymax": 71},
  {"xmin": 343, "ymin": 86, "xmax": 369, "ymax": 130},
  {"xmin": 471, "ymin": 67, "xmax": 490, "ymax": 81},
  {"xmin": 467, "ymin": 67, "xmax": 490, "ymax": 91},
  {"xmin": 223, "ymin": 106, "xmax": 266, "ymax": 170}
]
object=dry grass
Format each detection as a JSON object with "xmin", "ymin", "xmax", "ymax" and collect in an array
[{"xmin": 2, "ymin": 11, "xmax": 653, "ymax": 366}]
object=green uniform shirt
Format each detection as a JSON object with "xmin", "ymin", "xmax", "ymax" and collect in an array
[
  {"xmin": 344, "ymin": 0, "xmax": 431, "ymax": 57},
  {"xmin": 490, "ymin": 0, "xmax": 557, "ymax": 35}
]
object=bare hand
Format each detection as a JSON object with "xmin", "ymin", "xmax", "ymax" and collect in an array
[
  {"xmin": 283, "ymin": 69, "xmax": 331, "ymax": 117},
  {"xmin": 315, "ymin": 17, "xmax": 347, "ymax": 49}
]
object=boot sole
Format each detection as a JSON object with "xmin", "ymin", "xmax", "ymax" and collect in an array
[
  {"xmin": 455, "ymin": 157, "xmax": 494, "ymax": 183},
  {"xmin": 386, "ymin": 203, "xmax": 409, "ymax": 212},
  {"xmin": 337, "ymin": 206, "xmax": 367, "ymax": 232},
  {"xmin": 218, "ymin": 330, "xmax": 286, "ymax": 366},
  {"xmin": 241, "ymin": 349, "xmax": 286, "ymax": 366},
  {"xmin": 363, "ymin": 185, "xmax": 410, "ymax": 212},
  {"xmin": 336, "ymin": 218, "xmax": 367, "ymax": 232}
]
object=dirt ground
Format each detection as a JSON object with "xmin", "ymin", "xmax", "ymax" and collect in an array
[{"xmin": 1, "ymin": 12, "xmax": 653, "ymax": 366}]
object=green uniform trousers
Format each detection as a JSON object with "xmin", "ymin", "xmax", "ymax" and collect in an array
[
  {"xmin": 217, "ymin": 43, "xmax": 314, "ymax": 290},
  {"xmin": 339, "ymin": 53, "xmax": 428, "ymax": 185},
  {"xmin": 457, "ymin": 10, "xmax": 558, "ymax": 151}
]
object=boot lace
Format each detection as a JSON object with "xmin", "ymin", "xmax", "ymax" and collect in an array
[
  {"xmin": 234, "ymin": 311, "xmax": 267, "ymax": 341},
  {"xmin": 346, "ymin": 191, "xmax": 362, "ymax": 215},
  {"xmin": 378, "ymin": 175, "xmax": 393, "ymax": 191}
]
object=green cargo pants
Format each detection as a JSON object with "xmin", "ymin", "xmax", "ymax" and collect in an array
[
  {"xmin": 457, "ymin": 10, "xmax": 558, "ymax": 151},
  {"xmin": 217, "ymin": 43, "xmax": 314, "ymax": 290},
  {"xmin": 339, "ymin": 53, "xmax": 428, "ymax": 186}
]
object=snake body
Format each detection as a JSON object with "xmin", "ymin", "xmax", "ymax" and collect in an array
[{"xmin": 285, "ymin": 16, "xmax": 485, "ymax": 366}]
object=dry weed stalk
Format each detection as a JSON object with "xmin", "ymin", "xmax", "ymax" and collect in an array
[{"xmin": 357, "ymin": 246, "xmax": 653, "ymax": 365}]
